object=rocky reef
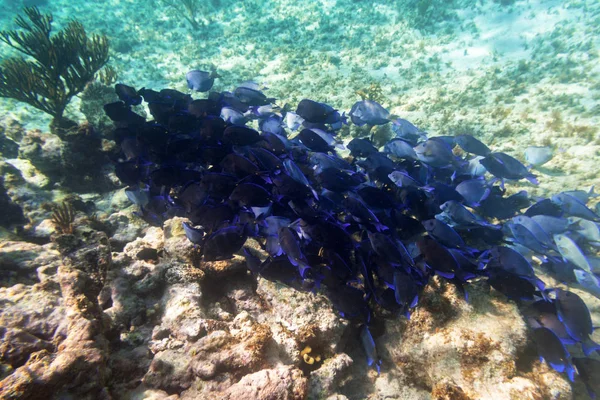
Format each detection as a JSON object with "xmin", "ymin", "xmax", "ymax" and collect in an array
[{"xmin": 0, "ymin": 209, "xmax": 590, "ymax": 399}]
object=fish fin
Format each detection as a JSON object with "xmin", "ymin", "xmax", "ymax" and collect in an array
[
  {"xmin": 526, "ymin": 175, "xmax": 539, "ymax": 185},
  {"xmin": 435, "ymin": 270, "xmax": 455, "ymax": 279},
  {"xmin": 582, "ymin": 338, "xmax": 600, "ymax": 357},
  {"xmin": 566, "ymin": 364, "xmax": 575, "ymax": 382},
  {"xmin": 410, "ymin": 294, "xmax": 419, "ymax": 308}
]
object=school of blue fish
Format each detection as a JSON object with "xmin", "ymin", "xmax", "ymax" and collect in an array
[{"xmin": 104, "ymin": 71, "xmax": 600, "ymax": 396}]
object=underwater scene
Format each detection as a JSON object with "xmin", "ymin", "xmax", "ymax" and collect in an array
[{"xmin": 0, "ymin": 0, "xmax": 599, "ymax": 398}]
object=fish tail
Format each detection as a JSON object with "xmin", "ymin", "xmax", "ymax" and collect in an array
[
  {"xmin": 526, "ymin": 175, "xmax": 539, "ymax": 185},
  {"xmin": 582, "ymin": 337, "xmax": 600, "ymax": 357}
]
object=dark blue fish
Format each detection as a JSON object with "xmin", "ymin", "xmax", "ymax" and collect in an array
[
  {"xmin": 360, "ymin": 325, "xmax": 381, "ymax": 373},
  {"xmin": 234, "ymin": 84, "xmax": 273, "ymax": 106},
  {"xmin": 417, "ymin": 236, "xmax": 458, "ymax": 279},
  {"xmin": 455, "ymin": 179, "xmax": 490, "ymax": 207},
  {"xmin": 326, "ymin": 284, "xmax": 369, "ymax": 320},
  {"xmin": 384, "ymin": 138, "xmax": 418, "ymax": 160},
  {"xmin": 316, "ymin": 168, "xmax": 365, "ymax": 192},
  {"xmin": 203, "ymin": 225, "xmax": 249, "ymax": 261},
  {"xmin": 440, "ymin": 200, "xmax": 497, "ymax": 229},
  {"xmin": 220, "ymin": 106, "xmax": 248, "ymax": 125},
  {"xmin": 182, "ymin": 221, "xmax": 205, "ymax": 244},
  {"xmin": 479, "ymin": 152, "xmax": 538, "ymax": 184},
  {"xmin": 243, "ymin": 247, "xmax": 263, "ymax": 274},
  {"xmin": 486, "ymin": 267, "xmax": 538, "ymax": 300},
  {"xmin": 422, "ymin": 219, "xmax": 468, "ymax": 250},
  {"xmin": 393, "ymin": 269, "xmax": 419, "ymax": 315},
  {"xmin": 278, "ymin": 227, "xmax": 311, "ymax": 277},
  {"xmin": 186, "ymin": 70, "xmax": 218, "ymax": 92},
  {"xmin": 294, "ymin": 129, "xmax": 333, "ymax": 153},
  {"xmin": 115, "ymin": 83, "xmax": 142, "ymax": 106},
  {"xmin": 554, "ymin": 289, "xmax": 600, "ymax": 356},
  {"xmin": 223, "ymin": 125, "xmax": 262, "ymax": 146},
  {"xmin": 229, "ymin": 182, "xmax": 271, "ymax": 207},
  {"xmin": 347, "ymin": 138, "xmax": 378, "ymax": 157},
  {"xmin": 524, "ymin": 198, "xmax": 562, "ymax": 218},
  {"xmin": 368, "ymin": 232, "xmax": 415, "ymax": 268},
  {"xmin": 295, "ymin": 99, "xmax": 337, "ymax": 124},
  {"xmin": 391, "ymin": 118, "xmax": 427, "ymax": 146},
  {"xmin": 532, "ymin": 327, "xmax": 575, "ymax": 381},
  {"xmin": 259, "ymin": 114, "xmax": 285, "ymax": 136},
  {"xmin": 349, "ymin": 100, "xmax": 390, "ymax": 126},
  {"xmin": 524, "ymin": 300, "xmax": 574, "ymax": 345},
  {"xmin": 343, "ymin": 195, "xmax": 387, "ymax": 231},
  {"xmin": 104, "ymin": 101, "xmax": 145, "ymax": 125},
  {"xmin": 572, "ymin": 357, "xmax": 600, "ymax": 399},
  {"xmin": 125, "ymin": 185, "xmax": 150, "ymax": 208},
  {"xmin": 551, "ymin": 193, "xmax": 600, "ymax": 222},
  {"xmin": 454, "ymin": 134, "xmax": 491, "ymax": 156},
  {"xmin": 414, "ymin": 139, "xmax": 454, "ymax": 167}
]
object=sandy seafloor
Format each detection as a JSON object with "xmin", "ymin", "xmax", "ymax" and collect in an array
[{"xmin": 0, "ymin": 0, "xmax": 599, "ymax": 399}]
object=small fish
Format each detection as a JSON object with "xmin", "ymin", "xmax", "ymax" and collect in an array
[
  {"xmin": 562, "ymin": 186, "xmax": 598, "ymax": 204},
  {"xmin": 479, "ymin": 152, "xmax": 538, "ymax": 184},
  {"xmin": 422, "ymin": 219, "xmax": 468, "ymax": 250},
  {"xmin": 414, "ymin": 139, "xmax": 454, "ymax": 167},
  {"xmin": 220, "ymin": 106, "xmax": 248, "ymax": 125},
  {"xmin": 294, "ymin": 128, "xmax": 333, "ymax": 153},
  {"xmin": 278, "ymin": 227, "xmax": 311, "ymax": 278},
  {"xmin": 349, "ymin": 100, "xmax": 390, "ymax": 126},
  {"xmin": 182, "ymin": 221, "xmax": 205, "ymax": 245},
  {"xmin": 222, "ymin": 125, "xmax": 262, "ymax": 146},
  {"xmin": 530, "ymin": 215, "xmax": 569, "ymax": 236},
  {"xmin": 568, "ymin": 217, "xmax": 600, "ymax": 245},
  {"xmin": 186, "ymin": 70, "xmax": 218, "ymax": 92},
  {"xmin": 259, "ymin": 114, "xmax": 285, "ymax": 136},
  {"xmin": 295, "ymin": 99, "xmax": 337, "ymax": 124},
  {"xmin": 532, "ymin": 327, "xmax": 575, "ymax": 381},
  {"xmin": 316, "ymin": 167, "xmax": 365, "ymax": 192},
  {"xmin": 234, "ymin": 84, "xmax": 273, "ymax": 106},
  {"xmin": 203, "ymin": 225, "xmax": 249, "ymax": 261},
  {"xmin": 465, "ymin": 156, "xmax": 487, "ymax": 177},
  {"xmin": 393, "ymin": 269, "xmax": 419, "ymax": 314},
  {"xmin": 384, "ymin": 138, "xmax": 418, "ymax": 160},
  {"xmin": 343, "ymin": 194, "xmax": 387, "ymax": 231},
  {"xmin": 348, "ymin": 138, "xmax": 378, "ymax": 158},
  {"xmin": 454, "ymin": 134, "xmax": 491, "ymax": 156},
  {"xmin": 524, "ymin": 146, "xmax": 553, "ymax": 167},
  {"xmin": 417, "ymin": 236, "xmax": 458, "ymax": 279},
  {"xmin": 284, "ymin": 111, "xmax": 304, "ymax": 131},
  {"xmin": 391, "ymin": 118, "xmax": 427, "ymax": 146},
  {"xmin": 574, "ymin": 270, "xmax": 600, "ymax": 299},
  {"xmin": 572, "ymin": 357, "xmax": 600, "ymax": 399},
  {"xmin": 115, "ymin": 83, "xmax": 142, "ymax": 106},
  {"xmin": 439, "ymin": 200, "xmax": 497, "ymax": 229},
  {"xmin": 551, "ymin": 193, "xmax": 600, "ymax": 222},
  {"xmin": 125, "ymin": 185, "xmax": 150, "ymax": 208},
  {"xmin": 368, "ymin": 231, "xmax": 415, "ymax": 268},
  {"xmin": 553, "ymin": 289, "xmax": 600, "ymax": 356},
  {"xmin": 455, "ymin": 179, "xmax": 490, "ymax": 207},
  {"xmin": 553, "ymin": 234, "xmax": 592, "ymax": 273},
  {"xmin": 360, "ymin": 325, "xmax": 381, "ymax": 373}
]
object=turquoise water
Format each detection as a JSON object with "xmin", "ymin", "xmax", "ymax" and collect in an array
[{"xmin": 0, "ymin": 0, "xmax": 599, "ymax": 399}]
